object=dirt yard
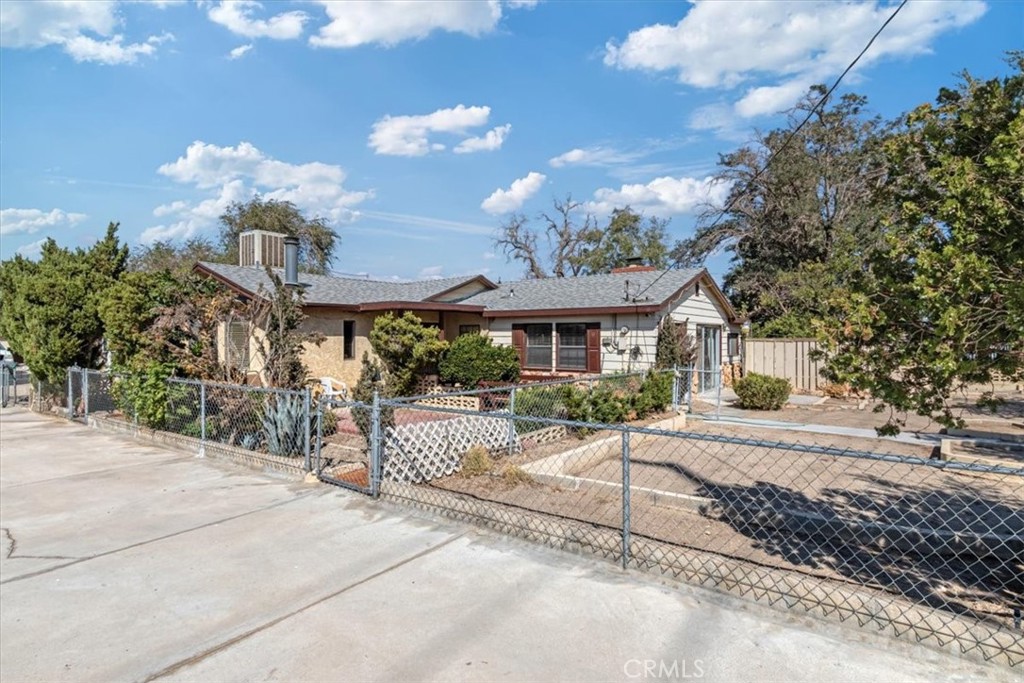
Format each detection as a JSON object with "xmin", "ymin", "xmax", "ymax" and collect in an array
[
  {"xmin": 430, "ymin": 416, "xmax": 1024, "ymax": 630},
  {"xmin": 695, "ymin": 394, "xmax": 1024, "ymax": 439}
]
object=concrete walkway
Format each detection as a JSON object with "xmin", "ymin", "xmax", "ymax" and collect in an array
[{"xmin": 0, "ymin": 408, "xmax": 1013, "ymax": 682}]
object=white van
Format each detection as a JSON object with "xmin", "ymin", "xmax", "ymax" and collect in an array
[{"xmin": 0, "ymin": 340, "xmax": 15, "ymax": 367}]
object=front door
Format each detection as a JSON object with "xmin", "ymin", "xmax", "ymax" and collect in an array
[{"xmin": 698, "ymin": 326, "xmax": 721, "ymax": 393}]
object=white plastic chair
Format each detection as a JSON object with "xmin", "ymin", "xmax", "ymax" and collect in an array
[{"xmin": 320, "ymin": 377, "xmax": 349, "ymax": 402}]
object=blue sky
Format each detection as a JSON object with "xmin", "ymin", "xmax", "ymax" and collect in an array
[{"xmin": 1, "ymin": 0, "xmax": 1020, "ymax": 283}]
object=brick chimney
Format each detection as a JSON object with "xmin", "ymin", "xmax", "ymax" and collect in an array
[{"xmin": 611, "ymin": 264, "xmax": 657, "ymax": 274}]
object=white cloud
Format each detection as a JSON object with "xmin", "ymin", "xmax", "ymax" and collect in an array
[
  {"xmin": 605, "ymin": 1, "xmax": 987, "ymax": 120},
  {"xmin": 310, "ymin": 0, "xmax": 502, "ymax": 48},
  {"xmin": 63, "ymin": 31, "xmax": 173, "ymax": 65},
  {"xmin": 145, "ymin": 141, "xmax": 372, "ymax": 243},
  {"xmin": 587, "ymin": 176, "xmax": 730, "ymax": 216},
  {"xmin": 481, "ymin": 172, "xmax": 546, "ymax": 215},
  {"xmin": 506, "ymin": 0, "xmax": 540, "ymax": 8},
  {"xmin": 228, "ymin": 43, "xmax": 253, "ymax": 59},
  {"xmin": 549, "ymin": 146, "xmax": 645, "ymax": 168},
  {"xmin": 152, "ymin": 200, "xmax": 190, "ymax": 217},
  {"xmin": 359, "ymin": 210, "xmax": 494, "ymax": 236},
  {"xmin": 207, "ymin": 1, "xmax": 308, "ymax": 40},
  {"xmin": 0, "ymin": 208, "xmax": 87, "ymax": 236},
  {"xmin": 453, "ymin": 124, "xmax": 511, "ymax": 154},
  {"xmin": 482, "ymin": 251, "xmax": 496, "ymax": 260},
  {"xmin": 15, "ymin": 238, "xmax": 48, "ymax": 260},
  {"xmin": 418, "ymin": 265, "xmax": 444, "ymax": 279},
  {"xmin": 687, "ymin": 103, "xmax": 749, "ymax": 143},
  {"xmin": 369, "ymin": 105, "xmax": 509, "ymax": 157},
  {"xmin": 0, "ymin": 1, "xmax": 174, "ymax": 65}
]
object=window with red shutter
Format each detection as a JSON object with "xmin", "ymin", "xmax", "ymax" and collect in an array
[{"xmin": 585, "ymin": 323, "xmax": 602, "ymax": 373}]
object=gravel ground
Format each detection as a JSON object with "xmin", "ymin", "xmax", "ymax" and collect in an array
[{"xmin": 432, "ymin": 416, "xmax": 1024, "ymax": 630}]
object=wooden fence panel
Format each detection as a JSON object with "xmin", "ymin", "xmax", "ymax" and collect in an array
[{"xmin": 743, "ymin": 338, "xmax": 824, "ymax": 394}]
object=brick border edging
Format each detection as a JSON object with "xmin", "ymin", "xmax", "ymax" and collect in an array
[
  {"xmin": 88, "ymin": 414, "xmax": 306, "ymax": 479},
  {"xmin": 379, "ymin": 480, "xmax": 1023, "ymax": 670}
]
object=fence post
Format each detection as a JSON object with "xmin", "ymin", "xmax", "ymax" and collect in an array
[
  {"xmin": 507, "ymin": 386, "xmax": 517, "ymax": 457},
  {"xmin": 303, "ymin": 388, "xmax": 312, "ymax": 472},
  {"xmin": 370, "ymin": 390, "xmax": 382, "ymax": 498},
  {"xmin": 315, "ymin": 395, "xmax": 324, "ymax": 474},
  {"xmin": 715, "ymin": 367, "xmax": 723, "ymax": 419},
  {"xmin": 67, "ymin": 367, "xmax": 74, "ymax": 419},
  {"xmin": 621, "ymin": 429, "xmax": 631, "ymax": 569},
  {"xmin": 685, "ymin": 365, "xmax": 693, "ymax": 414},
  {"xmin": 199, "ymin": 381, "xmax": 207, "ymax": 457},
  {"xmin": 671, "ymin": 364, "xmax": 680, "ymax": 410},
  {"xmin": 82, "ymin": 369, "xmax": 90, "ymax": 422}
]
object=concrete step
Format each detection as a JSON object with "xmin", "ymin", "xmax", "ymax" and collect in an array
[{"xmin": 939, "ymin": 437, "xmax": 1024, "ymax": 467}]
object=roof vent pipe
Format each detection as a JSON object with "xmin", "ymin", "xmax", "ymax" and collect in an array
[{"xmin": 284, "ymin": 236, "xmax": 299, "ymax": 286}]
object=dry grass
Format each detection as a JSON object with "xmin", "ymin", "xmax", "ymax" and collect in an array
[{"xmin": 460, "ymin": 445, "xmax": 495, "ymax": 477}]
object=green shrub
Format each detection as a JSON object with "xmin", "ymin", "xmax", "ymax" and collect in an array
[
  {"xmin": 320, "ymin": 408, "xmax": 338, "ymax": 437},
  {"xmin": 439, "ymin": 334, "xmax": 520, "ymax": 388},
  {"xmin": 351, "ymin": 352, "xmax": 395, "ymax": 445},
  {"xmin": 589, "ymin": 384, "xmax": 629, "ymax": 423},
  {"xmin": 561, "ymin": 385, "xmax": 591, "ymax": 423},
  {"xmin": 110, "ymin": 362, "xmax": 174, "ymax": 428},
  {"xmin": 632, "ymin": 370, "xmax": 673, "ymax": 418},
  {"xmin": 734, "ymin": 373, "xmax": 791, "ymax": 410},
  {"xmin": 368, "ymin": 311, "xmax": 447, "ymax": 396},
  {"xmin": 512, "ymin": 385, "xmax": 569, "ymax": 434}
]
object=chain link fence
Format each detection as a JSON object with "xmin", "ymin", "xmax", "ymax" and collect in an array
[
  {"xmin": 362, "ymin": 398, "xmax": 1023, "ymax": 666},
  {"xmin": 0, "ymin": 364, "xmax": 18, "ymax": 408},
  {"xmin": 39, "ymin": 365, "xmax": 1023, "ymax": 666},
  {"xmin": 55, "ymin": 368, "xmax": 315, "ymax": 473}
]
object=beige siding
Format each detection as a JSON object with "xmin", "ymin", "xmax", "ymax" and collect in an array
[
  {"xmin": 300, "ymin": 311, "xmax": 377, "ymax": 387},
  {"xmin": 216, "ymin": 320, "xmax": 266, "ymax": 378},
  {"xmin": 442, "ymin": 312, "xmax": 488, "ymax": 340},
  {"xmin": 668, "ymin": 288, "xmax": 742, "ymax": 365},
  {"xmin": 300, "ymin": 309, "xmax": 475, "ymax": 388},
  {"xmin": 433, "ymin": 281, "xmax": 491, "ymax": 302}
]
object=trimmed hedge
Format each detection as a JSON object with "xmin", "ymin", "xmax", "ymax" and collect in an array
[
  {"xmin": 439, "ymin": 334, "xmax": 520, "ymax": 388},
  {"xmin": 734, "ymin": 373, "xmax": 791, "ymax": 410}
]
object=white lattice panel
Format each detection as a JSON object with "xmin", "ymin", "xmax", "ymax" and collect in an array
[{"xmin": 383, "ymin": 414, "xmax": 520, "ymax": 483}]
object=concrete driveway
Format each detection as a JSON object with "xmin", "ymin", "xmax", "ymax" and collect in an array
[{"xmin": 0, "ymin": 408, "xmax": 1013, "ymax": 682}]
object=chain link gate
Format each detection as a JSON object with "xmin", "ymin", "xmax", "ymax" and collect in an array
[
  {"xmin": 65, "ymin": 368, "xmax": 116, "ymax": 423},
  {"xmin": 67, "ymin": 367, "xmax": 85, "ymax": 422},
  {"xmin": 315, "ymin": 394, "xmax": 380, "ymax": 495}
]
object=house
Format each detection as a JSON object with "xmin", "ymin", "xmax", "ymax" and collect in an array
[{"xmin": 195, "ymin": 230, "xmax": 744, "ymax": 390}]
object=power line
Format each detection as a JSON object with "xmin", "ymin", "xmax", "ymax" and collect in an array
[{"xmin": 632, "ymin": 0, "xmax": 909, "ymax": 302}]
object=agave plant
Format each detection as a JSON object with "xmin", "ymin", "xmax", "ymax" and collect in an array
[{"xmin": 262, "ymin": 394, "xmax": 306, "ymax": 457}]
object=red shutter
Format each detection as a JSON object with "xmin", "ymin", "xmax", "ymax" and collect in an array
[
  {"xmin": 511, "ymin": 325, "xmax": 526, "ymax": 368},
  {"xmin": 586, "ymin": 323, "xmax": 602, "ymax": 374}
]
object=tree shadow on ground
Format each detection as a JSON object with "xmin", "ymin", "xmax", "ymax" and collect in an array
[{"xmin": 632, "ymin": 458, "xmax": 1023, "ymax": 625}]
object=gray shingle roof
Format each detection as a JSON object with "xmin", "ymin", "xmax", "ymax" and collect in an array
[
  {"xmin": 461, "ymin": 268, "xmax": 704, "ymax": 312},
  {"xmin": 198, "ymin": 262, "xmax": 722, "ymax": 317},
  {"xmin": 197, "ymin": 262, "xmax": 488, "ymax": 307}
]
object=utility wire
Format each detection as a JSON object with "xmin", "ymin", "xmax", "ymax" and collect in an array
[{"xmin": 631, "ymin": 0, "xmax": 909, "ymax": 302}]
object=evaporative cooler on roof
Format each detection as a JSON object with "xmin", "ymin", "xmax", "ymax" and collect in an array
[{"xmin": 238, "ymin": 230, "xmax": 286, "ymax": 268}]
